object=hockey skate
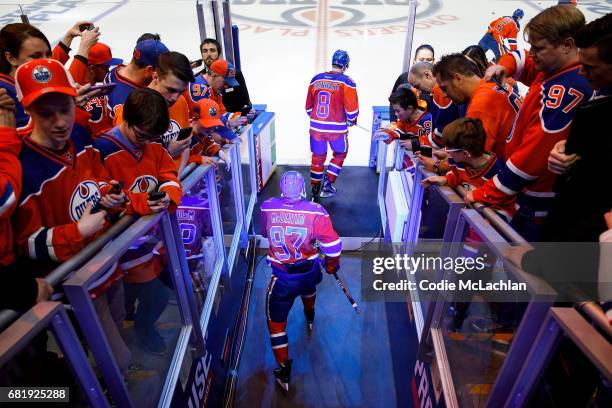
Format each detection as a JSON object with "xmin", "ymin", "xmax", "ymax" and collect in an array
[
  {"xmin": 273, "ymin": 359, "xmax": 292, "ymax": 392},
  {"xmin": 304, "ymin": 309, "xmax": 315, "ymax": 331},
  {"xmin": 319, "ymin": 176, "xmax": 337, "ymax": 198},
  {"xmin": 311, "ymin": 183, "xmax": 322, "ymax": 202}
]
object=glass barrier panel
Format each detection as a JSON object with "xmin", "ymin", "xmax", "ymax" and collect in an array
[
  {"xmin": 69, "ymin": 218, "xmax": 187, "ymax": 407},
  {"xmin": 429, "ymin": 209, "xmax": 555, "ymax": 407},
  {"xmin": 216, "ymin": 158, "xmax": 238, "ymax": 250},
  {"xmin": 177, "ymin": 174, "xmax": 217, "ymax": 314},
  {"xmin": 238, "ymin": 127, "xmax": 256, "ymax": 227},
  {"xmin": 438, "ymin": 241, "xmax": 528, "ymax": 406},
  {"xmin": 119, "ymin": 222, "xmax": 182, "ymax": 406},
  {"xmin": 0, "ymin": 325, "xmax": 84, "ymax": 405}
]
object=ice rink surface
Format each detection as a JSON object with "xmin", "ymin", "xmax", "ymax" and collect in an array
[{"xmin": 1, "ymin": 0, "xmax": 610, "ymax": 165}]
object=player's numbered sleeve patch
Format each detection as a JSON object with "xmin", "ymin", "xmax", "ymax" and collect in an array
[{"xmin": 540, "ymin": 83, "xmax": 584, "ymax": 133}]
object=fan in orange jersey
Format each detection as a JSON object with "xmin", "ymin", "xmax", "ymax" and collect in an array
[
  {"xmin": 373, "ymin": 85, "xmax": 432, "ymax": 172},
  {"xmin": 433, "ymin": 53, "xmax": 522, "ymax": 160}
]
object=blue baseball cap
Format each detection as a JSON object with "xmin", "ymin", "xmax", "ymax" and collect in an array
[{"xmin": 133, "ymin": 39, "xmax": 169, "ymax": 66}]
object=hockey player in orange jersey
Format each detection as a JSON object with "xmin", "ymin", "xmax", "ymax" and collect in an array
[
  {"xmin": 305, "ymin": 50, "xmax": 359, "ymax": 200},
  {"xmin": 479, "ymin": 9, "xmax": 524, "ymax": 61}
]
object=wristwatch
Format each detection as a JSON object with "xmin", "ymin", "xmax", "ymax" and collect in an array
[{"xmin": 433, "ymin": 160, "xmax": 441, "ymax": 174}]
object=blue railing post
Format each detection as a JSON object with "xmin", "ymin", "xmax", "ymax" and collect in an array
[{"xmin": 51, "ymin": 307, "xmax": 110, "ymax": 408}]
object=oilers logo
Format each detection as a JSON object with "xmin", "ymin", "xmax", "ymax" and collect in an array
[
  {"xmin": 461, "ymin": 182, "xmax": 475, "ymax": 191},
  {"xmin": 32, "ymin": 66, "xmax": 52, "ymax": 83},
  {"xmin": 160, "ymin": 120, "xmax": 181, "ymax": 147},
  {"xmin": 130, "ymin": 175, "xmax": 158, "ymax": 193},
  {"xmin": 231, "ymin": 0, "xmax": 442, "ymax": 27},
  {"xmin": 70, "ymin": 181, "xmax": 102, "ymax": 222}
]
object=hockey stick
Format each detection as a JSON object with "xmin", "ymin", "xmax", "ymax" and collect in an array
[
  {"xmin": 332, "ymin": 272, "xmax": 360, "ymax": 314},
  {"xmin": 314, "ymin": 242, "xmax": 360, "ymax": 314},
  {"xmin": 351, "ymin": 123, "xmax": 371, "ymax": 133}
]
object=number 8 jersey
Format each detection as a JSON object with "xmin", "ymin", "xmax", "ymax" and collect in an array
[
  {"xmin": 260, "ymin": 197, "xmax": 342, "ymax": 265},
  {"xmin": 305, "ymin": 71, "xmax": 359, "ymax": 141}
]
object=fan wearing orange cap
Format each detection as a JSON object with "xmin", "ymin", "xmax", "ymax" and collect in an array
[
  {"xmin": 184, "ymin": 59, "xmax": 247, "ymax": 128},
  {"xmin": 13, "ymin": 58, "xmax": 125, "ymax": 265},
  {"xmin": 189, "ymin": 98, "xmax": 234, "ymax": 170},
  {"xmin": 74, "ymin": 42, "xmax": 124, "ymax": 136},
  {"xmin": 193, "ymin": 96, "xmax": 238, "ymax": 144},
  {"xmin": 86, "ymin": 42, "xmax": 123, "ymax": 85},
  {"xmin": 11, "ymin": 58, "xmax": 132, "ymax": 373}
]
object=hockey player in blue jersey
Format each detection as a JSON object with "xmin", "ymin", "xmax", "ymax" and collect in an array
[{"xmin": 260, "ymin": 171, "xmax": 342, "ymax": 391}]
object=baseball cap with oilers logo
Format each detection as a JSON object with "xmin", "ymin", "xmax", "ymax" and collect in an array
[
  {"xmin": 210, "ymin": 60, "xmax": 239, "ymax": 87},
  {"xmin": 15, "ymin": 58, "xmax": 77, "ymax": 108},
  {"xmin": 197, "ymin": 99, "xmax": 224, "ymax": 128}
]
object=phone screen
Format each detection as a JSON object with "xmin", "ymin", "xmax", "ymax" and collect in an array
[
  {"xmin": 176, "ymin": 127, "xmax": 193, "ymax": 141},
  {"xmin": 420, "ymin": 146, "xmax": 433, "ymax": 158},
  {"xmin": 148, "ymin": 191, "xmax": 166, "ymax": 201},
  {"xmin": 90, "ymin": 83, "xmax": 116, "ymax": 97},
  {"xmin": 410, "ymin": 137, "xmax": 421, "ymax": 152}
]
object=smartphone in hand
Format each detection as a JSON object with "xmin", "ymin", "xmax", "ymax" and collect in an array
[
  {"xmin": 148, "ymin": 191, "xmax": 167, "ymax": 201},
  {"xmin": 176, "ymin": 127, "xmax": 193, "ymax": 141},
  {"xmin": 79, "ymin": 23, "xmax": 95, "ymax": 31},
  {"xmin": 91, "ymin": 181, "xmax": 124, "ymax": 213},
  {"xmin": 89, "ymin": 83, "xmax": 116, "ymax": 97},
  {"xmin": 410, "ymin": 137, "xmax": 421, "ymax": 152},
  {"xmin": 420, "ymin": 145, "xmax": 433, "ymax": 158}
]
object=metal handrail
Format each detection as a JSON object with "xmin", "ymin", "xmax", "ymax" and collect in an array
[
  {"xmin": 576, "ymin": 300, "xmax": 612, "ymax": 340},
  {"xmin": 0, "ymin": 157, "xmax": 207, "ymax": 332},
  {"xmin": 0, "ymin": 215, "xmax": 135, "ymax": 331},
  {"xmin": 507, "ymin": 307, "xmax": 612, "ymax": 407},
  {"xmin": 453, "ymin": 186, "xmax": 612, "ymax": 338},
  {"xmin": 453, "ymin": 185, "xmax": 528, "ymax": 245},
  {"xmin": 180, "ymin": 162, "xmax": 198, "ymax": 179},
  {"xmin": 0, "ymin": 301, "xmax": 109, "ymax": 407}
]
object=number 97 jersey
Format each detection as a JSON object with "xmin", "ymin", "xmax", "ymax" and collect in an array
[{"xmin": 259, "ymin": 197, "xmax": 342, "ymax": 265}]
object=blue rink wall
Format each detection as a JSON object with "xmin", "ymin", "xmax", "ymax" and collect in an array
[{"xmin": 172, "ymin": 251, "xmax": 249, "ymax": 407}]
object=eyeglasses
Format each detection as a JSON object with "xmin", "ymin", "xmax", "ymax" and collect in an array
[
  {"xmin": 444, "ymin": 147, "xmax": 464, "ymax": 153},
  {"xmin": 131, "ymin": 125, "xmax": 157, "ymax": 142}
]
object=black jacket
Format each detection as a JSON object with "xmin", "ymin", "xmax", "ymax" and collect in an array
[
  {"xmin": 522, "ymin": 94, "xmax": 612, "ymax": 301},
  {"xmin": 222, "ymin": 70, "xmax": 252, "ymax": 113}
]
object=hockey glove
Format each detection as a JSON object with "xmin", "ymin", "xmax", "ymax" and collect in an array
[{"xmin": 324, "ymin": 256, "xmax": 340, "ymax": 274}]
